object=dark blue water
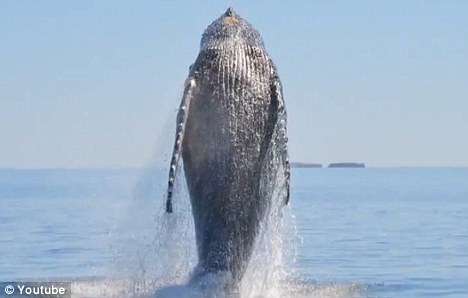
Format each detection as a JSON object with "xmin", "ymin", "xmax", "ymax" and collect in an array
[{"xmin": 1, "ymin": 168, "xmax": 467, "ymax": 297}]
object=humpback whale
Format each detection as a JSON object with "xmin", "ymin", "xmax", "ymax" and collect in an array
[{"xmin": 165, "ymin": 7, "xmax": 290, "ymax": 292}]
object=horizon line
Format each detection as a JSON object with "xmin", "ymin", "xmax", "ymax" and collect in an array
[{"xmin": 1, "ymin": 165, "xmax": 468, "ymax": 171}]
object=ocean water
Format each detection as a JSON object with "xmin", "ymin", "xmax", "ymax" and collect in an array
[{"xmin": 1, "ymin": 168, "xmax": 467, "ymax": 297}]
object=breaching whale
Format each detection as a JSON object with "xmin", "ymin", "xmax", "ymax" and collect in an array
[{"xmin": 165, "ymin": 7, "xmax": 290, "ymax": 292}]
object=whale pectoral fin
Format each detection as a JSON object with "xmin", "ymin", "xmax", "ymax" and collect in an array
[
  {"xmin": 165, "ymin": 77, "xmax": 196, "ymax": 213},
  {"xmin": 271, "ymin": 75, "xmax": 290, "ymax": 205}
]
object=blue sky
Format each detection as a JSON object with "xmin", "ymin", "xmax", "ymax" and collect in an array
[{"xmin": 1, "ymin": 1, "xmax": 467, "ymax": 168}]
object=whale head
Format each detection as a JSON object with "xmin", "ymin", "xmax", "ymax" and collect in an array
[{"xmin": 200, "ymin": 7, "xmax": 265, "ymax": 51}]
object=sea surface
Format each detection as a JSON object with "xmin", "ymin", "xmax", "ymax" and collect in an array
[{"xmin": 1, "ymin": 168, "xmax": 467, "ymax": 297}]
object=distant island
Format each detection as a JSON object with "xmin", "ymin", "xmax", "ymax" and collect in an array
[
  {"xmin": 291, "ymin": 162, "xmax": 323, "ymax": 168},
  {"xmin": 290, "ymin": 162, "xmax": 366, "ymax": 168},
  {"xmin": 328, "ymin": 162, "xmax": 365, "ymax": 168}
]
